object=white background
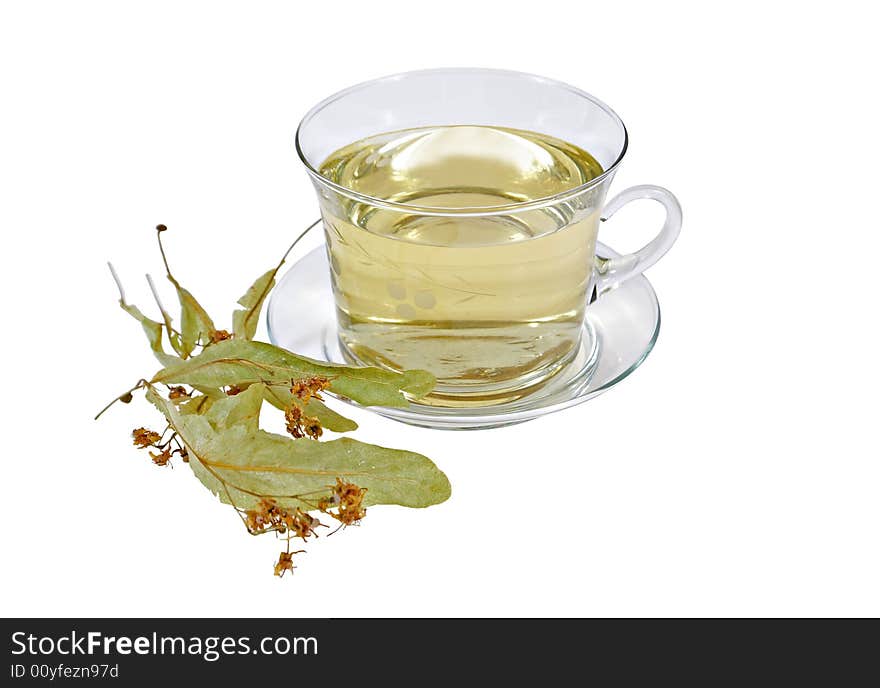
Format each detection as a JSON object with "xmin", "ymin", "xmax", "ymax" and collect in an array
[{"xmin": 1, "ymin": 1, "xmax": 878, "ymax": 617}]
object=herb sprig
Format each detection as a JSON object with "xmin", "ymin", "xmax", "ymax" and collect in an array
[{"xmin": 99, "ymin": 225, "xmax": 450, "ymax": 577}]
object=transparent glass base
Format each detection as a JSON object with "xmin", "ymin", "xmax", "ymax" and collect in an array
[
  {"xmin": 267, "ymin": 242, "xmax": 661, "ymax": 430},
  {"xmin": 337, "ymin": 320, "xmax": 599, "ymax": 409}
]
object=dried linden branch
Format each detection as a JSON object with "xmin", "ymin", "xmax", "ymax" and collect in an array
[{"xmin": 99, "ymin": 224, "xmax": 449, "ymax": 577}]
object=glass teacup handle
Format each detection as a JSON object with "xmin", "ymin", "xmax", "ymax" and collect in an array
[{"xmin": 592, "ymin": 185, "xmax": 682, "ymax": 301}]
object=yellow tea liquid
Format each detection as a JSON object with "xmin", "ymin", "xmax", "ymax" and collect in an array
[{"xmin": 317, "ymin": 125, "xmax": 604, "ymax": 404}]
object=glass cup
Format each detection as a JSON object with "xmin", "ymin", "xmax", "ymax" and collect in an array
[{"xmin": 296, "ymin": 68, "xmax": 681, "ymax": 407}]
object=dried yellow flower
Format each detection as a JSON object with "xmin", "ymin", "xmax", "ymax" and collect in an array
[
  {"xmin": 326, "ymin": 478, "xmax": 367, "ymax": 526},
  {"xmin": 290, "ymin": 376, "xmax": 332, "ymax": 404},
  {"xmin": 132, "ymin": 427, "xmax": 162, "ymax": 448},
  {"xmin": 167, "ymin": 386, "xmax": 190, "ymax": 400},
  {"xmin": 284, "ymin": 405, "xmax": 323, "ymax": 440},
  {"xmin": 149, "ymin": 448, "xmax": 173, "ymax": 467}
]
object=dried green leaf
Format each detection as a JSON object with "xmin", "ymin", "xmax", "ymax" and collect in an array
[
  {"xmin": 154, "ymin": 227, "xmax": 215, "ymax": 356},
  {"xmin": 262, "ymin": 384, "xmax": 358, "ymax": 433},
  {"xmin": 190, "ymin": 384, "xmax": 227, "ymax": 399},
  {"xmin": 190, "ymin": 427, "xmax": 451, "ymax": 511},
  {"xmin": 231, "ymin": 220, "xmax": 319, "ymax": 341},
  {"xmin": 171, "ymin": 280, "xmax": 215, "ymax": 357},
  {"xmin": 178, "ymin": 394, "xmax": 214, "ymax": 416},
  {"xmin": 151, "ymin": 339, "xmax": 435, "ymax": 407},
  {"xmin": 147, "ymin": 388, "xmax": 450, "ymax": 511},
  {"xmin": 232, "ymin": 268, "xmax": 274, "ymax": 341},
  {"xmin": 109, "ymin": 264, "xmax": 179, "ymax": 367},
  {"xmin": 118, "ymin": 301, "xmax": 180, "ymax": 367},
  {"xmin": 204, "ymin": 383, "xmax": 263, "ymax": 432},
  {"xmin": 145, "ymin": 274, "xmax": 185, "ymax": 358}
]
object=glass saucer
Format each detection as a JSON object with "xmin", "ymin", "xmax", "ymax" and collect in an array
[{"xmin": 267, "ymin": 240, "xmax": 661, "ymax": 430}]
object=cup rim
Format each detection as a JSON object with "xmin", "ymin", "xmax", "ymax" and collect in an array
[{"xmin": 295, "ymin": 67, "xmax": 628, "ymax": 216}]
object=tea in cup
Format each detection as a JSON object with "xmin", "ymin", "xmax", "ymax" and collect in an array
[{"xmin": 296, "ymin": 69, "xmax": 681, "ymax": 406}]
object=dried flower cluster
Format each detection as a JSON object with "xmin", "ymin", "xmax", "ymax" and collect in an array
[
  {"xmin": 284, "ymin": 405, "xmax": 323, "ymax": 440},
  {"xmin": 131, "ymin": 423, "xmax": 188, "ymax": 467},
  {"xmin": 210, "ymin": 329, "xmax": 232, "ymax": 344},
  {"xmin": 238, "ymin": 479, "xmax": 367, "ymax": 577},
  {"xmin": 132, "ymin": 427, "xmax": 161, "ymax": 448},
  {"xmin": 242, "ymin": 498, "xmax": 329, "ymax": 577},
  {"xmin": 283, "ymin": 377, "xmax": 332, "ymax": 440},
  {"xmin": 319, "ymin": 478, "xmax": 368, "ymax": 527},
  {"xmin": 167, "ymin": 386, "xmax": 190, "ymax": 400},
  {"xmin": 290, "ymin": 376, "xmax": 332, "ymax": 403},
  {"xmin": 244, "ymin": 498, "xmax": 324, "ymax": 538}
]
